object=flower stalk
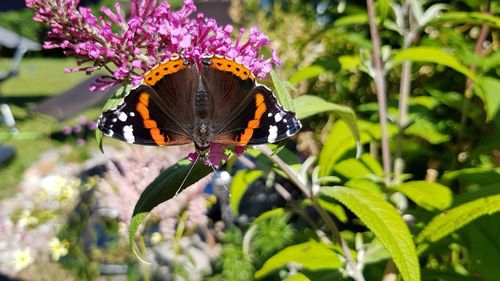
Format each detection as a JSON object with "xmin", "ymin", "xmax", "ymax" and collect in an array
[{"xmin": 366, "ymin": 0, "xmax": 391, "ymax": 185}]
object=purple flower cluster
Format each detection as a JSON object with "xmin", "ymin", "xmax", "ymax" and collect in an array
[
  {"xmin": 27, "ymin": 0, "xmax": 282, "ymax": 91},
  {"xmin": 61, "ymin": 116, "xmax": 97, "ymax": 146}
]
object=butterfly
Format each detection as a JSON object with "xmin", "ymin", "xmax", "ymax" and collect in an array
[{"xmin": 97, "ymin": 54, "xmax": 301, "ymax": 159}]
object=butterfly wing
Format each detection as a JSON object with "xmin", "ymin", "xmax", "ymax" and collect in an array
[
  {"xmin": 200, "ymin": 56, "xmax": 301, "ymax": 146},
  {"xmin": 98, "ymin": 56, "xmax": 198, "ymax": 146}
]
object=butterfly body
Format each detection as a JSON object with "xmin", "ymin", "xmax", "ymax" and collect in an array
[{"xmin": 98, "ymin": 54, "xmax": 301, "ymax": 155}]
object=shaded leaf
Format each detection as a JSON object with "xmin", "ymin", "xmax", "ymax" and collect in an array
[
  {"xmin": 129, "ymin": 159, "xmax": 212, "ymax": 251},
  {"xmin": 255, "ymin": 241, "xmax": 341, "ymax": 279},
  {"xmin": 416, "ymin": 194, "xmax": 500, "ymax": 250},
  {"xmin": 230, "ymin": 170, "xmax": 264, "ymax": 215},
  {"xmin": 321, "ymin": 186, "xmax": 420, "ymax": 281},
  {"xmin": 461, "ymin": 214, "xmax": 500, "ymax": 281},
  {"xmin": 391, "ymin": 181, "xmax": 452, "ymax": 211}
]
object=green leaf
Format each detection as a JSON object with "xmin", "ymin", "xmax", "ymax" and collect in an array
[
  {"xmin": 252, "ymin": 208, "xmax": 288, "ymax": 226},
  {"xmin": 271, "ymin": 70, "xmax": 295, "ymax": 111},
  {"xmin": 283, "ymin": 273, "xmax": 311, "ymax": 281},
  {"xmin": 255, "ymin": 241, "xmax": 341, "ymax": 279},
  {"xmin": 442, "ymin": 167, "xmax": 500, "ymax": 186},
  {"xmin": 101, "ymin": 84, "xmax": 130, "ymax": 112},
  {"xmin": 319, "ymin": 120, "xmax": 358, "ymax": 177},
  {"xmin": 405, "ymin": 118, "xmax": 450, "ymax": 144},
  {"xmin": 95, "ymin": 128, "xmax": 103, "ymax": 153},
  {"xmin": 334, "ymin": 14, "xmax": 368, "ymax": 26},
  {"xmin": 416, "ymin": 194, "xmax": 500, "ymax": 251},
  {"xmin": 333, "ymin": 158, "xmax": 372, "ymax": 179},
  {"xmin": 338, "ymin": 55, "xmax": 361, "ymax": 71},
  {"xmin": 391, "ymin": 181, "xmax": 452, "ymax": 211},
  {"xmin": 474, "ymin": 77, "xmax": 500, "ymax": 121},
  {"xmin": 289, "ymin": 65, "xmax": 325, "ymax": 84},
  {"xmin": 452, "ymin": 182, "xmax": 500, "ymax": 206},
  {"xmin": 230, "ymin": 170, "xmax": 264, "ymax": 215},
  {"xmin": 430, "ymin": 12, "xmax": 500, "ymax": 29},
  {"xmin": 320, "ymin": 186, "xmax": 420, "ymax": 281},
  {"xmin": 392, "ymin": 47, "xmax": 478, "ymax": 81},
  {"xmin": 129, "ymin": 159, "xmax": 212, "ymax": 252},
  {"xmin": 293, "ymin": 95, "xmax": 360, "ymax": 156},
  {"xmin": 317, "ymin": 199, "xmax": 348, "ymax": 223},
  {"xmin": 462, "ymin": 214, "xmax": 500, "ymax": 281}
]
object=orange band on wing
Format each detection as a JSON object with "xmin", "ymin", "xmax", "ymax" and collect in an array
[
  {"xmin": 237, "ymin": 93, "xmax": 268, "ymax": 145},
  {"xmin": 208, "ymin": 56, "xmax": 255, "ymax": 81},
  {"xmin": 135, "ymin": 92, "xmax": 167, "ymax": 145},
  {"xmin": 143, "ymin": 57, "xmax": 185, "ymax": 86}
]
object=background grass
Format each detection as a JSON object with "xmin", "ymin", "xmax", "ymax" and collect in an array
[{"xmin": 0, "ymin": 57, "xmax": 100, "ymax": 195}]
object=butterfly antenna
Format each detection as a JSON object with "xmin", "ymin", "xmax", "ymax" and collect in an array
[
  {"xmin": 209, "ymin": 164, "xmax": 231, "ymax": 196},
  {"xmin": 175, "ymin": 154, "xmax": 199, "ymax": 197}
]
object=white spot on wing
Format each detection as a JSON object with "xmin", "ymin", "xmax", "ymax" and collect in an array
[
  {"xmin": 118, "ymin": 112, "xmax": 128, "ymax": 122},
  {"xmin": 268, "ymin": 125, "xmax": 278, "ymax": 143},
  {"xmin": 123, "ymin": 125, "xmax": 135, "ymax": 143},
  {"xmin": 112, "ymin": 118, "xmax": 117, "ymax": 123},
  {"xmin": 274, "ymin": 113, "xmax": 283, "ymax": 122},
  {"xmin": 267, "ymin": 112, "xmax": 273, "ymax": 117},
  {"xmin": 129, "ymin": 112, "xmax": 135, "ymax": 117}
]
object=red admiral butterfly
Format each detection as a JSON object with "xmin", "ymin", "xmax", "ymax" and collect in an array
[{"xmin": 98, "ymin": 54, "xmax": 301, "ymax": 156}]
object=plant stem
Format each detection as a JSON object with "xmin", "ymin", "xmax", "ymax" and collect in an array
[
  {"xmin": 395, "ymin": 0, "xmax": 417, "ymax": 182},
  {"xmin": 459, "ymin": 0, "xmax": 491, "ymax": 141},
  {"xmin": 366, "ymin": 0, "xmax": 391, "ymax": 185},
  {"xmin": 257, "ymin": 145, "xmax": 366, "ymax": 281}
]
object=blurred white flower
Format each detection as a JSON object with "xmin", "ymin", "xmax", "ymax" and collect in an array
[
  {"xmin": 150, "ymin": 232, "xmax": 163, "ymax": 245},
  {"xmin": 49, "ymin": 237, "xmax": 69, "ymax": 261},
  {"xmin": 13, "ymin": 248, "xmax": 33, "ymax": 272},
  {"xmin": 40, "ymin": 175, "xmax": 81, "ymax": 202},
  {"xmin": 16, "ymin": 209, "xmax": 39, "ymax": 229}
]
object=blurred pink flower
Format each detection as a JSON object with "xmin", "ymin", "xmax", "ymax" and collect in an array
[
  {"xmin": 27, "ymin": 0, "xmax": 281, "ymax": 91},
  {"xmin": 97, "ymin": 146, "xmax": 211, "ymax": 239}
]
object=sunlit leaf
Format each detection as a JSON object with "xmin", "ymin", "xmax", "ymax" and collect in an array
[
  {"xmin": 430, "ymin": 12, "xmax": 500, "ymax": 28},
  {"xmin": 391, "ymin": 181, "xmax": 453, "ymax": 211},
  {"xmin": 271, "ymin": 70, "xmax": 295, "ymax": 111},
  {"xmin": 474, "ymin": 77, "xmax": 500, "ymax": 121},
  {"xmin": 319, "ymin": 120, "xmax": 365, "ymax": 177},
  {"xmin": 392, "ymin": 47, "xmax": 478, "ymax": 81},
  {"xmin": 230, "ymin": 170, "xmax": 264, "ymax": 215},
  {"xmin": 255, "ymin": 241, "xmax": 341, "ymax": 279},
  {"xmin": 129, "ymin": 159, "xmax": 212, "ymax": 254},
  {"xmin": 95, "ymin": 128, "xmax": 103, "ymax": 153},
  {"xmin": 101, "ymin": 84, "xmax": 129, "ymax": 112},
  {"xmin": 283, "ymin": 273, "xmax": 311, "ymax": 281},
  {"xmin": 252, "ymin": 208, "xmax": 288, "ymax": 226},
  {"xmin": 294, "ymin": 95, "xmax": 360, "ymax": 159},
  {"xmin": 339, "ymin": 55, "xmax": 361, "ymax": 71},
  {"xmin": 405, "ymin": 118, "xmax": 450, "ymax": 144},
  {"xmin": 321, "ymin": 186, "xmax": 420, "ymax": 281},
  {"xmin": 289, "ymin": 65, "xmax": 325, "ymax": 84},
  {"xmin": 334, "ymin": 14, "xmax": 368, "ymax": 26}
]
